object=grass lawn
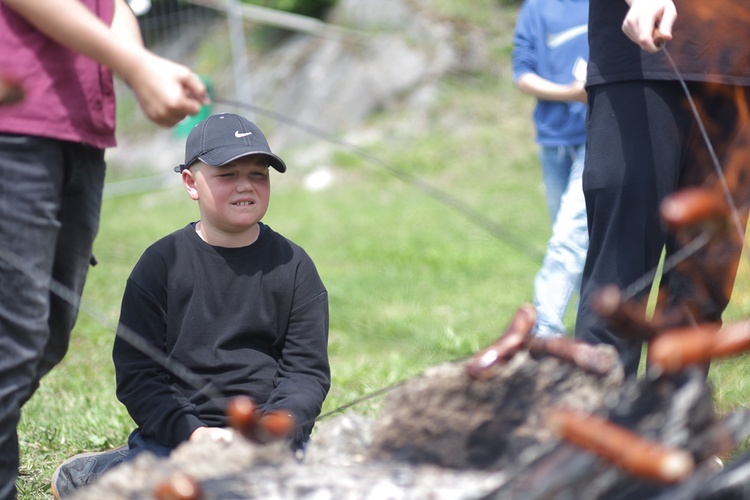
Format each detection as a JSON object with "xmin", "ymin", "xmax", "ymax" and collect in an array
[{"xmin": 14, "ymin": 2, "xmax": 750, "ymax": 498}]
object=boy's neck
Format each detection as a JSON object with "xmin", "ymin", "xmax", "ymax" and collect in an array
[{"xmin": 195, "ymin": 221, "xmax": 261, "ymax": 248}]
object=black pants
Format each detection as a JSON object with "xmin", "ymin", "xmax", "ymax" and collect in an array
[
  {"xmin": 0, "ymin": 136, "xmax": 105, "ymax": 500},
  {"xmin": 575, "ymin": 80, "xmax": 750, "ymax": 377}
]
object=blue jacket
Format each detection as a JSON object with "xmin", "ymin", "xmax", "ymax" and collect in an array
[{"xmin": 512, "ymin": 0, "xmax": 589, "ymax": 146}]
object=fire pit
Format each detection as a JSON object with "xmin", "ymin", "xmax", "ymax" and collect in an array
[
  {"xmin": 71, "ymin": 185, "xmax": 750, "ymax": 499},
  {"xmin": 71, "ymin": 333, "xmax": 625, "ymax": 499}
]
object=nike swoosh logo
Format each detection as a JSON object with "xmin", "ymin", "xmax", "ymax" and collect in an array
[
  {"xmin": 235, "ymin": 131, "xmax": 253, "ymax": 138},
  {"xmin": 546, "ymin": 24, "xmax": 588, "ymax": 49}
]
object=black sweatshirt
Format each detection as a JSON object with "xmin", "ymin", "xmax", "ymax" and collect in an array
[{"xmin": 113, "ymin": 223, "xmax": 330, "ymax": 447}]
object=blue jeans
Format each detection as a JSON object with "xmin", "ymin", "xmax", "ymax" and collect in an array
[
  {"xmin": 0, "ymin": 134, "xmax": 105, "ymax": 500},
  {"xmin": 126, "ymin": 429, "xmax": 173, "ymax": 459},
  {"xmin": 533, "ymin": 144, "xmax": 589, "ymax": 336}
]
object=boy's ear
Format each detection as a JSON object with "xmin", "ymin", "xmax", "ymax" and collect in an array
[{"xmin": 182, "ymin": 169, "xmax": 200, "ymax": 201}]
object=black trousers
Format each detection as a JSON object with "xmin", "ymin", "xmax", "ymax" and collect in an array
[
  {"xmin": 575, "ymin": 80, "xmax": 750, "ymax": 377},
  {"xmin": 0, "ymin": 135, "xmax": 105, "ymax": 500}
]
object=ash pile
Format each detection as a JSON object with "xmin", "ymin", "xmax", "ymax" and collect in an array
[{"xmin": 70, "ymin": 304, "xmax": 750, "ymax": 500}]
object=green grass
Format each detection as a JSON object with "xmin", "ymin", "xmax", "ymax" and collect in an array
[{"xmin": 14, "ymin": 2, "xmax": 750, "ymax": 498}]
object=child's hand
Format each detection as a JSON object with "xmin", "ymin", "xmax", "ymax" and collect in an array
[
  {"xmin": 568, "ymin": 80, "xmax": 587, "ymax": 104},
  {"xmin": 125, "ymin": 51, "xmax": 209, "ymax": 127},
  {"xmin": 622, "ymin": 0, "xmax": 676, "ymax": 53},
  {"xmin": 189, "ymin": 426, "xmax": 234, "ymax": 443}
]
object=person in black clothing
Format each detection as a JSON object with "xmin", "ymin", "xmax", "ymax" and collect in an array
[
  {"xmin": 52, "ymin": 113, "xmax": 330, "ymax": 498},
  {"xmin": 575, "ymin": 0, "xmax": 750, "ymax": 378}
]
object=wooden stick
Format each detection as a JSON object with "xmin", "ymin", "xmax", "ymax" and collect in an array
[
  {"xmin": 653, "ymin": 27, "xmax": 667, "ymax": 48},
  {"xmin": 549, "ymin": 408, "xmax": 695, "ymax": 484}
]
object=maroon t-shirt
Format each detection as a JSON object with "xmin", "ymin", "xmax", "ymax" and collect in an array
[
  {"xmin": 587, "ymin": 0, "xmax": 750, "ymax": 87},
  {"xmin": 0, "ymin": 0, "xmax": 117, "ymax": 148}
]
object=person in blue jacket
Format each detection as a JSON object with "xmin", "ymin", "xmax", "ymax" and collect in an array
[{"xmin": 511, "ymin": 0, "xmax": 590, "ymax": 337}]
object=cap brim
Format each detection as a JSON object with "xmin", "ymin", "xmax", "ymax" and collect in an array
[{"xmin": 200, "ymin": 147, "xmax": 287, "ymax": 173}]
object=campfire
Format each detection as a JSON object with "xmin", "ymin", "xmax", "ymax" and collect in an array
[{"xmin": 69, "ymin": 325, "xmax": 750, "ymax": 499}]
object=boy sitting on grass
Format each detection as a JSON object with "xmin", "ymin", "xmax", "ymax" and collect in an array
[{"xmin": 51, "ymin": 113, "xmax": 331, "ymax": 498}]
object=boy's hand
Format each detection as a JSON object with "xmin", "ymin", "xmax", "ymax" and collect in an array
[
  {"xmin": 126, "ymin": 52, "xmax": 209, "ymax": 128},
  {"xmin": 569, "ymin": 80, "xmax": 587, "ymax": 104},
  {"xmin": 189, "ymin": 426, "xmax": 234, "ymax": 443}
]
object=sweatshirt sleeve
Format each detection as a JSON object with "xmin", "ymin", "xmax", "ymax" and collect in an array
[
  {"xmin": 512, "ymin": 0, "xmax": 539, "ymax": 81},
  {"xmin": 112, "ymin": 250, "xmax": 204, "ymax": 447},
  {"xmin": 261, "ymin": 253, "xmax": 331, "ymax": 445}
]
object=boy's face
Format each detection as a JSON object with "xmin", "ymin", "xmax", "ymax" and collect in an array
[{"xmin": 183, "ymin": 155, "xmax": 271, "ymax": 239}]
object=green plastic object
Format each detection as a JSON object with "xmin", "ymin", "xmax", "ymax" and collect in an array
[{"xmin": 173, "ymin": 75, "xmax": 214, "ymax": 138}]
